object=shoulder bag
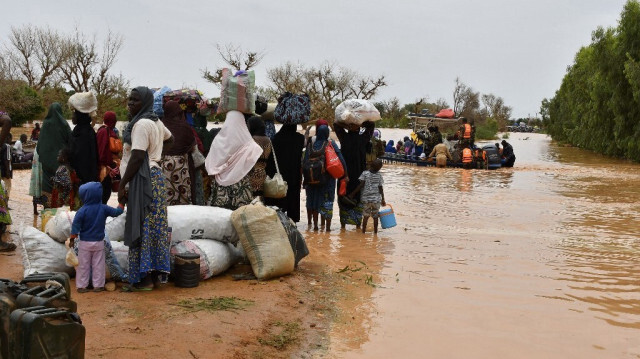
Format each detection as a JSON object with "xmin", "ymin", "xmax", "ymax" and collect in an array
[{"xmin": 263, "ymin": 141, "xmax": 288, "ymax": 198}]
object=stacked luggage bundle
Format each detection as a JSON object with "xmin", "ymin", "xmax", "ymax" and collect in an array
[{"xmin": 0, "ymin": 272, "xmax": 85, "ymax": 359}]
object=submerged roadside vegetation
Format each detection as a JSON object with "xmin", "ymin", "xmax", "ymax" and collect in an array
[{"xmin": 543, "ymin": 0, "xmax": 640, "ymax": 160}]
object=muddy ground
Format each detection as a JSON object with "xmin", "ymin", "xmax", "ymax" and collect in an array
[{"xmin": 0, "ymin": 168, "xmax": 379, "ymax": 359}]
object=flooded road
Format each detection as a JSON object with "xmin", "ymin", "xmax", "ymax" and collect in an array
[{"xmin": 302, "ymin": 131, "xmax": 640, "ymax": 358}]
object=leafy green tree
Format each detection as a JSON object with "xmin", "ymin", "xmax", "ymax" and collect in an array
[
  {"xmin": 0, "ymin": 80, "xmax": 44, "ymax": 126},
  {"xmin": 545, "ymin": 0, "xmax": 640, "ymax": 159}
]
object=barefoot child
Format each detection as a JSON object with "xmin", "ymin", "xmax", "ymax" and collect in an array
[
  {"xmin": 69, "ymin": 182, "xmax": 124, "ymax": 293},
  {"xmin": 348, "ymin": 159, "xmax": 386, "ymax": 233}
]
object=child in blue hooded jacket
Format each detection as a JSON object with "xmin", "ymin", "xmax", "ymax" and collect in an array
[{"xmin": 70, "ymin": 182, "xmax": 124, "ymax": 293}]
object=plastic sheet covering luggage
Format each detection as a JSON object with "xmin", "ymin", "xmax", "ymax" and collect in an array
[
  {"xmin": 170, "ymin": 239, "xmax": 242, "ymax": 280},
  {"xmin": 231, "ymin": 204, "xmax": 295, "ymax": 280},
  {"xmin": 274, "ymin": 210, "xmax": 309, "ymax": 266},
  {"xmin": 44, "ymin": 209, "xmax": 75, "ymax": 243},
  {"xmin": 9, "ymin": 306, "xmax": 85, "ymax": 359},
  {"xmin": 110, "ymin": 240, "xmax": 129, "ymax": 277},
  {"xmin": 105, "ymin": 210, "xmax": 127, "ymax": 242},
  {"xmin": 217, "ymin": 69, "xmax": 256, "ymax": 114},
  {"xmin": 334, "ymin": 99, "xmax": 381, "ymax": 126},
  {"xmin": 168, "ymin": 205, "xmax": 238, "ymax": 244},
  {"xmin": 153, "ymin": 86, "xmax": 172, "ymax": 117},
  {"xmin": 19, "ymin": 227, "xmax": 73, "ymax": 277}
]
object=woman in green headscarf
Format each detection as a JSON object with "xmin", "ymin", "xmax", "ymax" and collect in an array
[{"xmin": 29, "ymin": 103, "xmax": 72, "ymax": 211}]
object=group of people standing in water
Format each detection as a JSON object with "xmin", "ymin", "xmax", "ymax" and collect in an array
[{"xmin": 0, "ymin": 86, "xmax": 389, "ymax": 286}]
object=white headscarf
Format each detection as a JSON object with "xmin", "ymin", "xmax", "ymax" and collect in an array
[{"xmin": 205, "ymin": 110, "xmax": 262, "ymax": 186}]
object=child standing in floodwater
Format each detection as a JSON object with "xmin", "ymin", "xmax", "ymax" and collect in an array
[
  {"xmin": 70, "ymin": 182, "xmax": 124, "ymax": 293},
  {"xmin": 348, "ymin": 159, "xmax": 386, "ymax": 233}
]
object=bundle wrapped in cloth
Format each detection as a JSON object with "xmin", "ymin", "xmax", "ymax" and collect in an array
[
  {"xmin": 274, "ymin": 92, "xmax": 310, "ymax": 124},
  {"xmin": 217, "ymin": 69, "xmax": 256, "ymax": 114},
  {"xmin": 334, "ymin": 99, "xmax": 380, "ymax": 126}
]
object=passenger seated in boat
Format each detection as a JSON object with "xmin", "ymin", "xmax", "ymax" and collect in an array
[{"xmin": 13, "ymin": 134, "xmax": 33, "ymax": 163}]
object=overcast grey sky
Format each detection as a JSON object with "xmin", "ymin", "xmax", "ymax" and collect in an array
[{"xmin": 2, "ymin": 0, "xmax": 630, "ymax": 118}]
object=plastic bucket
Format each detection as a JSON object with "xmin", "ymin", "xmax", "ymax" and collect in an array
[
  {"xmin": 378, "ymin": 205, "xmax": 397, "ymax": 229},
  {"xmin": 174, "ymin": 253, "xmax": 201, "ymax": 288}
]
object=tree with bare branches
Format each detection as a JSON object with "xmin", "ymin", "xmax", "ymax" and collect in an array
[
  {"xmin": 266, "ymin": 61, "xmax": 386, "ymax": 122},
  {"xmin": 202, "ymin": 43, "xmax": 265, "ymax": 86},
  {"xmin": 452, "ymin": 77, "xmax": 480, "ymax": 120},
  {"xmin": 3, "ymin": 25, "xmax": 68, "ymax": 90}
]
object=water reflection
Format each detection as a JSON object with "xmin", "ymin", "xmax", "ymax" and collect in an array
[{"xmin": 337, "ymin": 131, "xmax": 640, "ymax": 358}]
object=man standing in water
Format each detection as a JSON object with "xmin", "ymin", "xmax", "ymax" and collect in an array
[
  {"xmin": 0, "ymin": 112, "xmax": 14, "ymax": 251},
  {"xmin": 501, "ymin": 140, "xmax": 516, "ymax": 167}
]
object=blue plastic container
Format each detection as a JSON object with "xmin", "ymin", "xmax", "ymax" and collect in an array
[{"xmin": 379, "ymin": 205, "xmax": 397, "ymax": 229}]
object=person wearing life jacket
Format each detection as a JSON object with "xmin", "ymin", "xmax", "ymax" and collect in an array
[
  {"xmin": 458, "ymin": 117, "xmax": 472, "ymax": 146},
  {"xmin": 462, "ymin": 146, "xmax": 474, "ymax": 169}
]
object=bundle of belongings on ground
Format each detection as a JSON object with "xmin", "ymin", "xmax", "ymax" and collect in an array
[
  {"xmin": 334, "ymin": 99, "xmax": 381, "ymax": 126},
  {"xmin": 21, "ymin": 202, "xmax": 309, "ymax": 283},
  {"xmin": 0, "ymin": 272, "xmax": 85, "ymax": 358}
]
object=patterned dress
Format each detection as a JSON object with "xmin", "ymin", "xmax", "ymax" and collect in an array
[
  {"xmin": 50, "ymin": 165, "xmax": 81, "ymax": 210},
  {"xmin": 161, "ymin": 154, "xmax": 191, "ymax": 205},
  {"xmin": 128, "ymin": 167, "xmax": 170, "ymax": 284},
  {"xmin": 0, "ymin": 180, "xmax": 11, "ymax": 227},
  {"xmin": 247, "ymin": 138, "xmax": 272, "ymax": 196},
  {"xmin": 209, "ymin": 175, "xmax": 254, "ymax": 210}
]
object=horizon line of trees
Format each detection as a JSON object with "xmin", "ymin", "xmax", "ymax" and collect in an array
[
  {"xmin": 543, "ymin": 0, "xmax": 640, "ymax": 160},
  {"xmin": 1, "ymin": 27, "xmax": 517, "ymax": 135}
]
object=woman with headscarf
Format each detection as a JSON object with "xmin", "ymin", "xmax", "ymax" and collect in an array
[
  {"xmin": 30, "ymin": 103, "xmax": 72, "ymax": 211},
  {"xmin": 160, "ymin": 100, "xmax": 196, "ymax": 205},
  {"xmin": 385, "ymin": 140, "xmax": 396, "ymax": 154},
  {"xmin": 68, "ymin": 92, "xmax": 99, "ymax": 185},
  {"xmin": 304, "ymin": 124, "xmax": 347, "ymax": 231},
  {"xmin": 334, "ymin": 121, "xmax": 374, "ymax": 230},
  {"xmin": 96, "ymin": 111, "xmax": 121, "ymax": 204},
  {"xmin": 119, "ymin": 86, "xmax": 173, "ymax": 291},
  {"xmin": 246, "ymin": 116, "xmax": 273, "ymax": 197},
  {"xmin": 205, "ymin": 110, "xmax": 262, "ymax": 210},
  {"xmin": 265, "ymin": 123, "xmax": 305, "ymax": 222}
]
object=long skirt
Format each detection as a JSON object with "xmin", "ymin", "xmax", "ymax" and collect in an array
[
  {"xmin": 127, "ymin": 167, "xmax": 170, "ymax": 284},
  {"xmin": 161, "ymin": 154, "xmax": 191, "ymax": 205},
  {"xmin": 209, "ymin": 175, "xmax": 254, "ymax": 210},
  {"xmin": 305, "ymin": 178, "xmax": 336, "ymax": 219},
  {"xmin": 0, "ymin": 180, "xmax": 10, "ymax": 225},
  {"xmin": 29, "ymin": 151, "xmax": 50, "ymax": 207},
  {"xmin": 338, "ymin": 198, "xmax": 363, "ymax": 226}
]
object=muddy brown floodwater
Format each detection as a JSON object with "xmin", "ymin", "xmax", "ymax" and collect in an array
[
  {"xmin": 1, "ymin": 129, "xmax": 639, "ymax": 358},
  {"xmin": 317, "ymin": 131, "xmax": 640, "ymax": 358}
]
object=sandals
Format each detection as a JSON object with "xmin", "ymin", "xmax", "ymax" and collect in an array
[
  {"xmin": 77, "ymin": 288, "xmax": 90, "ymax": 293},
  {"xmin": 93, "ymin": 287, "xmax": 105, "ymax": 292}
]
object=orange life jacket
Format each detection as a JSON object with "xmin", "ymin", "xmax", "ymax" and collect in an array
[
  {"xmin": 462, "ymin": 148, "xmax": 473, "ymax": 163},
  {"xmin": 463, "ymin": 124, "xmax": 471, "ymax": 139}
]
